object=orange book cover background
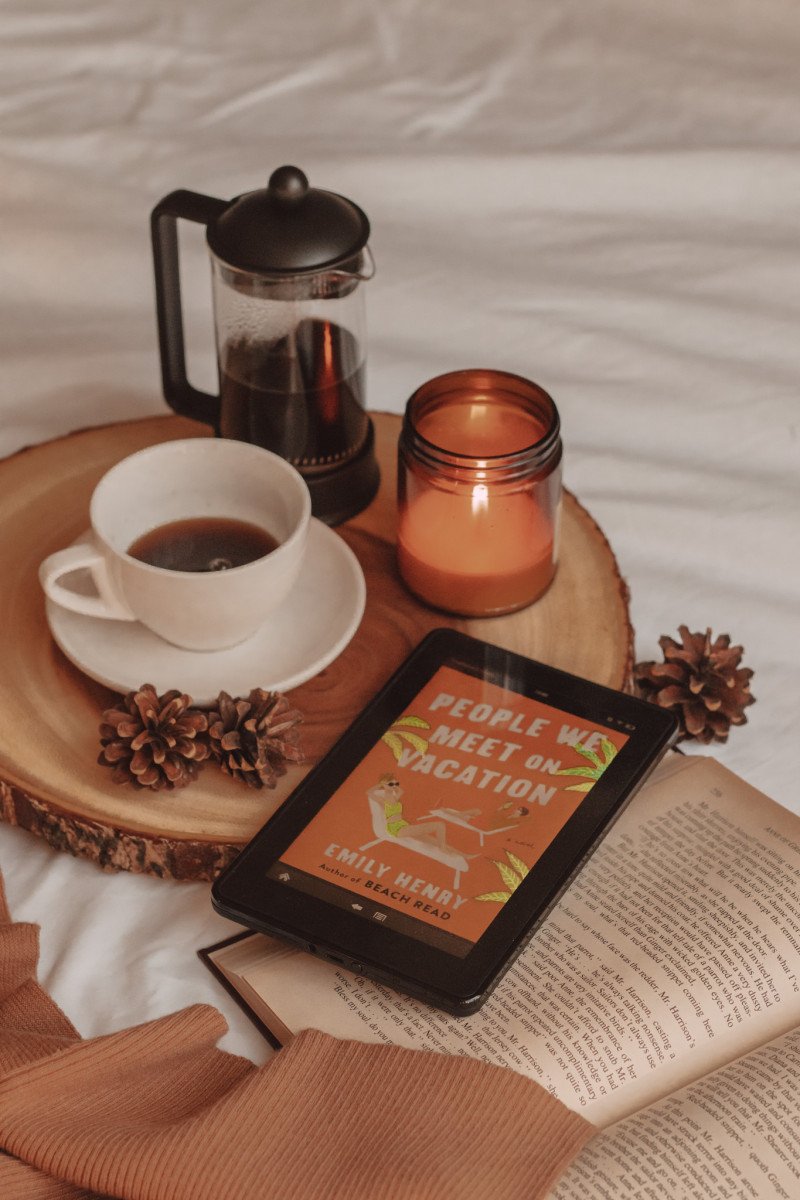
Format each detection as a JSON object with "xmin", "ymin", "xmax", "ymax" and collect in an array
[{"xmin": 282, "ymin": 666, "xmax": 628, "ymax": 944}]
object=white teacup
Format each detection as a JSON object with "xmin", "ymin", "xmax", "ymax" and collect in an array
[{"xmin": 39, "ymin": 438, "xmax": 311, "ymax": 652}]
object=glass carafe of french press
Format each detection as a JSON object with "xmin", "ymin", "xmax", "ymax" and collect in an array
[{"xmin": 151, "ymin": 166, "xmax": 379, "ymax": 525}]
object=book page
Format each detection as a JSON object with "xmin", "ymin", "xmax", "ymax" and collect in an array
[
  {"xmin": 543, "ymin": 756, "xmax": 800, "ymax": 1124},
  {"xmin": 210, "ymin": 756, "xmax": 800, "ymax": 1126},
  {"xmin": 549, "ymin": 1025, "xmax": 800, "ymax": 1200}
]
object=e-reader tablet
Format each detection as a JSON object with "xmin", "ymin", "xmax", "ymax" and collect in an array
[{"xmin": 212, "ymin": 629, "xmax": 679, "ymax": 1015}]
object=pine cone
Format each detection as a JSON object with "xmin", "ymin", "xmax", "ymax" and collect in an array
[
  {"xmin": 99, "ymin": 684, "xmax": 210, "ymax": 790},
  {"xmin": 634, "ymin": 626, "xmax": 755, "ymax": 744},
  {"xmin": 207, "ymin": 688, "xmax": 303, "ymax": 789}
]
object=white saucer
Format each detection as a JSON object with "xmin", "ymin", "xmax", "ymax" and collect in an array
[{"xmin": 45, "ymin": 519, "xmax": 366, "ymax": 702}]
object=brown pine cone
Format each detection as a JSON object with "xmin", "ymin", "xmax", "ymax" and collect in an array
[
  {"xmin": 206, "ymin": 688, "xmax": 303, "ymax": 789},
  {"xmin": 634, "ymin": 626, "xmax": 755, "ymax": 744},
  {"xmin": 99, "ymin": 684, "xmax": 210, "ymax": 790}
]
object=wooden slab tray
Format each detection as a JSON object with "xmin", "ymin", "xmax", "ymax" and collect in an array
[{"xmin": 0, "ymin": 413, "xmax": 633, "ymax": 881}]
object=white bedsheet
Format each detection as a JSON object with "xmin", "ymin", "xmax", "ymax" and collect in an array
[{"xmin": 1, "ymin": 0, "xmax": 798, "ymax": 1066}]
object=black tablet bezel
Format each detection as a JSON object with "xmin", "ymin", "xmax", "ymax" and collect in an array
[{"xmin": 212, "ymin": 629, "xmax": 679, "ymax": 1014}]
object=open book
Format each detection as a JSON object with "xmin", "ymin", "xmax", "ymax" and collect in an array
[{"xmin": 203, "ymin": 755, "xmax": 800, "ymax": 1198}]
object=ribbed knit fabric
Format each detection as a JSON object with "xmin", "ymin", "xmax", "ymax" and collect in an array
[{"xmin": 0, "ymin": 873, "xmax": 594, "ymax": 1199}]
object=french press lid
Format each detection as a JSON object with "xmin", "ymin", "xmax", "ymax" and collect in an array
[{"xmin": 206, "ymin": 165, "xmax": 371, "ymax": 276}]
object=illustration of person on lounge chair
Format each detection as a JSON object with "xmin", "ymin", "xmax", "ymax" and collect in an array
[
  {"xmin": 417, "ymin": 799, "xmax": 527, "ymax": 847},
  {"xmin": 360, "ymin": 775, "xmax": 476, "ymax": 890}
]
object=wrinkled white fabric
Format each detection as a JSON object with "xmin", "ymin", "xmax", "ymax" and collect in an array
[{"xmin": 0, "ymin": 0, "xmax": 798, "ymax": 1065}]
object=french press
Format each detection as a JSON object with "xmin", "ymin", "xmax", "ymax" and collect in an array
[{"xmin": 151, "ymin": 166, "xmax": 379, "ymax": 525}]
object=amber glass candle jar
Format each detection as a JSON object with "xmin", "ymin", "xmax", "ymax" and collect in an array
[{"xmin": 397, "ymin": 369, "xmax": 562, "ymax": 617}]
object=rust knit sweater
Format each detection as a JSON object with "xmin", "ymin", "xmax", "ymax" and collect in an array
[{"xmin": 0, "ymin": 873, "xmax": 593, "ymax": 1199}]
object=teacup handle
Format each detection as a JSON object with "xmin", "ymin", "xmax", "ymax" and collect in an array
[{"xmin": 39, "ymin": 544, "xmax": 136, "ymax": 621}]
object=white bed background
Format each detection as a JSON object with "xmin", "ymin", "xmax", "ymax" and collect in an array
[{"xmin": 1, "ymin": 0, "xmax": 798, "ymax": 1066}]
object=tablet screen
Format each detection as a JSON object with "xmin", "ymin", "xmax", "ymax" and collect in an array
[{"xmin": 270, "ymin": 664, "xmax": 629, "ymax": 956}]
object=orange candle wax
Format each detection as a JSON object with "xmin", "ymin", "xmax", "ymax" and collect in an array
[{"xmin": 397, "ymin": 371, "xmax": 562, "ymax": 617}]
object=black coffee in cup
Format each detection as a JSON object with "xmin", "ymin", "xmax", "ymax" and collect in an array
[{"xmin": 128, "ymin": 517, "xmax": 279, "ymax": 573}]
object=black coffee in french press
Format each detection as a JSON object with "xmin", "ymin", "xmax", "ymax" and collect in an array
[{"xmin": 151, "ymin": 166, "xmax": 380, "ymax": 525}]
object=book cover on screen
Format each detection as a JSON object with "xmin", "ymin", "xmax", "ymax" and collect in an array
[{"xmin": 269, "ymin": 664, "xmax": 629, "ymax": 956}]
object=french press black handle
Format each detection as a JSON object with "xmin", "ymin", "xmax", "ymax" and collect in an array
[{"xmin": 150, "ymin": 190, "xmax": 228, "ymax": 427}]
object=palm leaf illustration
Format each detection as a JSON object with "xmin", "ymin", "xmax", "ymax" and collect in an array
[
  {"xmin": 556, "ymin": 739, "xmax": 619, "ymax": 792},
  {"xmin": 495, "ymin": 861, "xmax": 522, "ymax": 893},
  {"xmin": 475, "ymin": 851, "xmax": 531, "ymax": 904},
  {"xmin": 572, "ymin": 743, "xmax": 603, "ymax": 768},
  {"xmin": 505, "ymin": 850, "xmax": 529, "ymax": 881},
  {"xmin": 599, "ymin": 737, "xmax": 618, "ymax": 766},
  {"xmin": 396, "ymin": 731, "xmax": 429, "ymax": 755},
  {"xmin": 381, "ymin": 732, "xmax": 404, "ymax": 759},
  {"xmin": 380, "ymin": 714, "xmax": 430, "ymax": 762}
]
